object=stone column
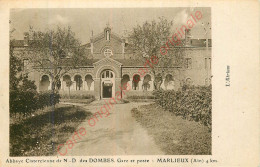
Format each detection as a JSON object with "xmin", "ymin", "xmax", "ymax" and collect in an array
[
  {"xmin": 139, "ymin": 78, "xmax": 143, "ymax": 91},
  {"xmin": 94, "ymin": 78, "xmax": 100, "ymax": 99},
  {"xmin": 161, "ymin": 79, "xmax": 165, "ymax": 90},
  {"xmin": 48, "ymin": 78, "xmax": 52, "ymax": 90},
  {"xmin": 150, "ymin": 79, "xmax": 154, "ymax": 91},
  {"xmin": 90, "ymin": 80, "xmax": 94, "ymax": 91},
  {"xmin": 115, "ymin": 78, "xmax": 121, "ymax": 98},
  {"xmin": 127, "ymin": 79, "xmax": 132, "ymax": 91}
]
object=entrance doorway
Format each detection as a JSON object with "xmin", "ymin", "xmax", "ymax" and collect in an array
[
  {"xmin": 103, "ymin": 83, "xmax": 112, "ymax": 98},
  {"xmin": 101, "ymin": 70, "xmax": 115, "ymax": 99}
]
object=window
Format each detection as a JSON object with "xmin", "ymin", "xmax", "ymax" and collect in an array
[
  {"xmin": 106, "ymin": 30, "xmax": 110, "ymax": 40},
  {"xmin": 101, "ymin": 70, "xmax": 114, "ymax": 79},
  {"xmin": 185, "ymin": 58, "xmax": 192, "ymax": 69},
  {"xmin": 104, "ymin": 49, "xmax": 113, "ymax": 58}
]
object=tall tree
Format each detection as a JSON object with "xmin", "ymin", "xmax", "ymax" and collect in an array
[
  {"xmin": 25, "ymin": 26, "xmax": 85, "ymax": 92},
  {"xmin": 129, "ymin": 17, "xmax": 184, "ymax": 89}
]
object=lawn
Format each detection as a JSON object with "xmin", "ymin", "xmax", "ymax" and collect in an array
[
  {"xmin": 60, "ymin": 98, "xmax": 95, "ymax": 104},
  {"xmin": 10, "ymin": 104, "xmax": 92, "ymax": 156},
  {"xmin": 131, "ymin": 103, "xmax": 211, "ymax": 155}
]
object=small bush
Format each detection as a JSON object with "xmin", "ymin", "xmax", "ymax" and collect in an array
[
  {"xmin": 127, "ymin": 95, "xmax": 155, "ymax": 99},
  {"xmin": 10, "ymin": 89, "xmax": 38, "ymax": 116},
  {"xmin": 10, "ymin": 90, "xmax": 60, "ymax": 117},
  {"xmin": 37, "ymin": 91, "xmax": 60, "ymax": 108},
  {"xmin": 153, "ymin": 85, "xmax": 212, "ymax": 129}
]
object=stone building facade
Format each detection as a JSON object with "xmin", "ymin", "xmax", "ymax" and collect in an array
[{"xmin": 13, "ymin": 26, "xmax": 211, "ymax": 99}]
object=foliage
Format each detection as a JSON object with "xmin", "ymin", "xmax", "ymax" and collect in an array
[
  {"xmin": 10, "ymin": 104, "xmax": 92, "ymax": 156},
  {"xmin": 153, "ymin": 85, "xmax": 212, "ymax": 129},
  {"xmin": 129, "ymin": 17, "xmax": 185, "ymax": 89},
  {"xmin": 10, "ymin": 28, "xmax": 60, "ymax": 117},
  {"xmin": 25, "ymin": 26, "xmax": 86, "ymax": 91},
  {"xmin": 37, "ymin": 91, "xmax": 60, "ymax": 109},
  {"xmin": 132, "ymin": 104, "xmax": 211, "ymax": 155},
  {"xmin": 126, "ymin": 95, "xmax": 155, "ymax": 99},
  {"xmin": 10, "ymin": 90, "xmax": 60, "ymax": 116},
  {"xmin": 10, "ymin": 89, "xmax": 38, "ymax": 116}
]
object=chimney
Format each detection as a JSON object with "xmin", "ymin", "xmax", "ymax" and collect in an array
[
  {"xmin": 23, "ymin": 32, "xmax": 29, "ymax": 46},
  {"xmin": 185, "ymin": 29, "xmax": 191, "ymax": 46}
]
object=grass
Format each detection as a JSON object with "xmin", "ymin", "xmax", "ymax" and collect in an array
[
  {"xmin": 131, "ymin": 103, "xmax": 211, "ymax": 155},
  {"xmin": 60, "ymin": 98, "xmax": 95, "ymax": 104},
  {"xmin": 10, "ymin": 104, "xmax": 92, "ymax": 156}
]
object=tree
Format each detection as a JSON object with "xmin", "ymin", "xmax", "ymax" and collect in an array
[
  {"xmin": 129, "ymin": 17, "xmax": 184, "ymax": 89},
  {"xmin": 25, "ymin": 26, "xmax": 85, "ymax": 92},
  {"xmin": 9, "ymin": 23, "xmax": 38, "ymax": 117},
  {"xmin": 65, "ymin": 80, "xmax": 73, "ymax": 99}
]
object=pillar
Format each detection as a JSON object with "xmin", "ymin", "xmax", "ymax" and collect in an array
[
  {"xmin": 94, "ymin": 78, "xmax": 100, "ymax": 99},
  {"xmin": 139, "ymin": 78, "xmax": 143, "ymax": 91},
  {"xmin": 48, "ymin": 78, "xmax": 52, "ymax": 90},
  {"xmin": 127, "ymin": 79, "xmax": 132, "ymax": 91},
  {"xmin": 150, "ymin": 79, "xmax": 154, "ymax": 91},
  {"xmin": 90, "ymin": 80, "xmax": 94, "ymax": 91},
  {"xmin": 161, "ymin": 79, "xmax": 165, "ymax": 90},
  {"xmin": 115, "ymin": 78, "xmax": 121, "ymax": 98}
]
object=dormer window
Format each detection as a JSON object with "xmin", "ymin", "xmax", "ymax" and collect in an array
[{"xmin": 106, "ymin": 30, "xmax": 110, "ymax": 41}]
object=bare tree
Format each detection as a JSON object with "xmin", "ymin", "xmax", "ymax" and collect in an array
[
  {"xmin": 129, "ymin": 17, "xmax": 184, "ymax": 89},
  {"xmin": 24, "ymin": 26, "xmax": 86, "ymax": 92}
]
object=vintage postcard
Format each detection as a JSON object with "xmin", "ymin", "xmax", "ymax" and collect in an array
[{"xmin": 0, "ymin": 0, "xmax": 259, "ymax": 167}]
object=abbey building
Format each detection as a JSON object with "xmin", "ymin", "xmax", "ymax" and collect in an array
[{"xmin": 13, "ymin": 26, "xmax": 211, "ymax": 99}]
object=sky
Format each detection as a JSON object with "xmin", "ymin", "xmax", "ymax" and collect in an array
[{"xmin": 10, "ymin": 8, "xmax": 211, "ymax": 44}]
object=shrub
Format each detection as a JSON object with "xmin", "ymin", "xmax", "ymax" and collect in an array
[
  {"xmin": 153, "ymin": 85, "xmax": 212, "ymax": 129},
  {"xmin": 10, "ymin": 89, "xmax": 38, "ymax": 116},
  {"xmin": 37, "ymin": 91, "xmax": 60, "ymax": 109},
  {"xmin": 10, "ymin": 90, "xmax": 60, "ymax": 117},
  {"xmin": 126, "ymin": 95, "xmax": 155, "ymax": 99}
]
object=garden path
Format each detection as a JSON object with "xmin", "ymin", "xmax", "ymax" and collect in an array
[{"xmin": 58, "ymin": 101, "xmax": 164, "ymax": 155}]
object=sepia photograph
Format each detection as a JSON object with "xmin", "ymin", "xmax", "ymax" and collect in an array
[{"xmin": 9, "ymin": 8, "xmax": 212, "ymax": 157}]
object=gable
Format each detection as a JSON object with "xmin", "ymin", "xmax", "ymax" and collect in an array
[{"xmin": 93, "ymin": 57, "xmax": 122, "ymax": 67}]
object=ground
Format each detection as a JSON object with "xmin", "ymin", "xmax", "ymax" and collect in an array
[
  {"xmin": 10, "ymin": 99, "xmax": 210, "ymax": 156},
  {"xmin": 58, "ymin": 100, "xmax": 164, "ymax": 155}
]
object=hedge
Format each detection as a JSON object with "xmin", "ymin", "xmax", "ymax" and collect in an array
[
  {"xmin": 10, "ymin": 90, "xmax": 60, "ymax": 116},
  {"xmin": 153, "ymin": 85, "xmax": 212, "ymax": 129}
]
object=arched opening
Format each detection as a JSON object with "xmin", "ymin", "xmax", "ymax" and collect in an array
[
  {"xmin": 132, "ymin": 74, "xmax": 140, "ymax": 90},
  {"xmin": 85, "ymin": 75, "xmax": 94, "ymax": 91},
  {"xmin": 164, "ymin": 74, "xmax": 174, "ymax": 90},
  {"xmin": 101, "ymin": 70, "xmax": 115, "ymax": 98},
  {"xmin": 39, "ymin": 75, "xmax": 50, "ymax": 91},
  {"xmin": 143, "ymin": 74, "xmax": 151, "ymax": 91},
  {"xmin": 63, "ymin": 75, "xmax": 72, "ymax": 90},
  {"xmin": 121, "ymin": 74, "xmax": 130, "ymax": 90},
  {"xmin": 74, "ymin": 75, "xmax": 83, "ymax": 90}
]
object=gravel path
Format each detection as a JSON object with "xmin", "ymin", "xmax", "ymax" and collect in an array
[{"xmin": 58, "ymin": 101, "xmax": 164, "ymax": 155}]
